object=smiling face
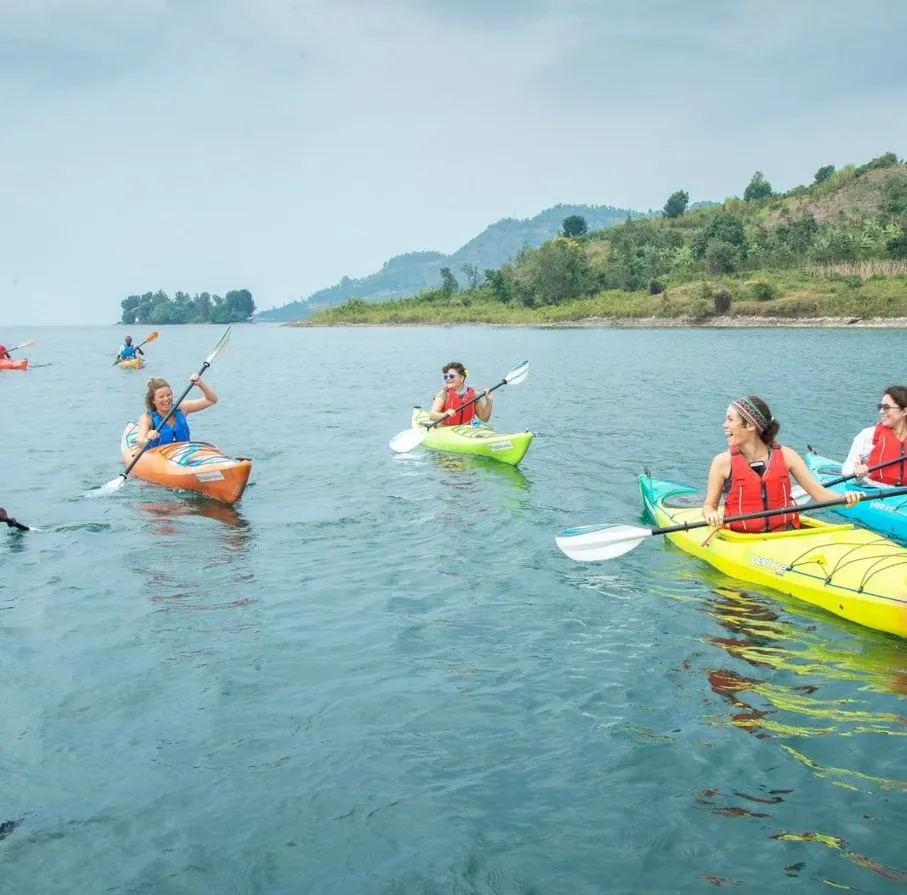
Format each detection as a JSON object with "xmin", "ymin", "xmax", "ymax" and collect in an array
[
  {"xmin": 878, "ymin": 393, "xmax": 907, "ymax": 429},
  {"xmin": 723, "ymin": 406, "xmax": 756, "ymax": 448},
  {"xmin": 152, "ymin": 385, "xmax": 174, "ymax": 415},
  {"xmin": 443, "ymin": 368, "xmax": 465, "ymax": 390}
]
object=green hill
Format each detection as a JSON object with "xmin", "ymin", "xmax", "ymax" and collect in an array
[
  {"xmin": 300, "ymin": 154, "xmax": 907, "ymax": 326},
  {"xmin": 256, "ymin": 204, "xmax": 645, "ymax": 321}
]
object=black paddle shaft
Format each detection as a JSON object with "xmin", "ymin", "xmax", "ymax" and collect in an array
[
  {"xmin": 821, "ymin": 454, "xmax": 907, "ymax": 487},
  {"xmin": 653, "ymin": 485, "xmax": 907, "ymax": 537},
  {"xmin": 424, "ymin": 377, "xmax": 507, "ymax": 431},
  {"xmin": 121, "ymin": 360, "xmax": 211, "ymax": 479}
]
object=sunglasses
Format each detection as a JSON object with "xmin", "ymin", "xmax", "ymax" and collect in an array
[
  {"xmin": 878, "ymin": 403, "xmax": 901, "ymax": 412},
  {"xmin": 443, "ymin": 372, "xmax": 459, "ymax": 380}
]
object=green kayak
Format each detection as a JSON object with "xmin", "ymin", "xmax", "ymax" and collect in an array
[{"xmin": 411, "ymin": 408, "xmax": 533, "ymax": 466}]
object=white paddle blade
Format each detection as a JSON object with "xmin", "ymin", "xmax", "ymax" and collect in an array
[
  {"xmin": 87, "ymin": 475, "xmax": 127, "ymax": 497},
  {"xmin": 555, "ymin": 523, "xmax": 653, "ymax": 562},
  {"xmin": 206, "ymin": 325, "xmax": 231, "ymax": 364},
  {"xmin": 505, "ymin": 360, "xmax": 530, "ymax": 385},
  {"xmin": 389, "ymin": 427, "xmax": 428, "ymax": 453}
]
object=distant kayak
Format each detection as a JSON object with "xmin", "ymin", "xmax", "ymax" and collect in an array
[
  {"xmin": 116, "ymin": 357, "xmax": 144, "ymax": 370},
  {"xmin": 120, "ymin": 422, "xmax": 252, "ymax": 505},
  {"xmin": 410, "ymin": 408, "xmax": 533, "ymax": 466},
  {"xmin": 805, "ymin": 451, "xmax": 907, "ymax": 540},
  {"xmin": 0, "ymin": 358, "xmax": 28, "ymax": 371}
]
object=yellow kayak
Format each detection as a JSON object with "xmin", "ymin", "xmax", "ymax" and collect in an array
[
  {"xmin": 116, "ymin": 356, "xmax": 144, "ymax": 370},
  {"xmin": 639, "ymin": 473, "xmax": 907, "ymax": 640}
]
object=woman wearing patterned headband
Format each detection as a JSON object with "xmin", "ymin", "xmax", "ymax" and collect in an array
[
  {"xmin": 702, "ymin": 394, "xmax": 859, "ymax": 531},
  {"xmin": 841, "ymin": 384, "xmax": 907, "ymax": 486}
]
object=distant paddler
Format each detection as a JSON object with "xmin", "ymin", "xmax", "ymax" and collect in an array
[
  {"xmin": 702, "ymin": 394, "xmax": 860, "ymax": 530},
  {"xmin": 428, "ymin": 362, "xmax": 492, "ymax": 426}
]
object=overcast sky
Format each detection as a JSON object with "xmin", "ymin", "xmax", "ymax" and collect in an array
[{"xmin": 2, "ymin": 0, "xmax": 905, "ymax": 324}]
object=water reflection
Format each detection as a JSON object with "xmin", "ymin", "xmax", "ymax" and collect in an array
[{"xmin": 429, "ymin": 452, "xmax": 531, "ymax": 492}]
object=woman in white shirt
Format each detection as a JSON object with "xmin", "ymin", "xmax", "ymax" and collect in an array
[{"xmin": 842, "ymin": 385, "xmax": 907, "ymax": 486}]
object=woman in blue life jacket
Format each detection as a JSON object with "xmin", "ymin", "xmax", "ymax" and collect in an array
[
  {"xmin": 428, "ymin": 361, "xmax": 492, "ymax": 426},
  {"xmin": 134, "ymin": 374, "xmax": 218, "ymax": 452},
  {"xmin": 701, "ymin": 394, "xmax": 860, "ymax": 531},
  {"xmin": 116, "ymin": 335, "xmax": 144, "ymax": 363}
]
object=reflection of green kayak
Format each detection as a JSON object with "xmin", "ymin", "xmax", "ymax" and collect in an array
[{"xmin": 411, "ymin": 408, "xmax": 533, "ymax": 466}]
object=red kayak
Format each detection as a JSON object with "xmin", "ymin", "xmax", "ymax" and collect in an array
[{"xmin": 0, "ymin": 358, "xmax": 27, "ymax": 371}]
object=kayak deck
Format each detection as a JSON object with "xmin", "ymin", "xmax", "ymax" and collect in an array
[
  {"xmin": 639, "ymin": 472, "xmax": 907, "ymax": 639},
  {"xmin": 0, "ymin": 358, "xmax": 28, "ymax": 371},
  {"xmin": 805, "ymin": 452, "xmax": 907, "ymax": 540},
  {"xmin": 116, "ymin": 357, "xmax": 144, "ymax": 370},
  {"xmin": 411, "ymin": 408, "xmax": 533, "ymax": 466},
  {"xmin": 120, "ymin": 422, "xmax": 252, "ymax": 505}
]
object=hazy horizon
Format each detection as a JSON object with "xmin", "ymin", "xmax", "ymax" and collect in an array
[{"xmin": 2, "ymin": 0, "xmax": 905, "ymax": 325}]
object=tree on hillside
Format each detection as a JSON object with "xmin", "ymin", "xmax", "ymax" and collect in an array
[
  {"xmin": 743, "ymin": 171, "xmax": 773, "ymax": 202},
  {"xmin": 439, "ymin": 267, "xmax": 459, "ymax": 296},
  {"xmin": 663, "ymin": 190, "xmax": 689, "ymax": 219},
  {"xmin": 460, "ymin": 262, "xmax": 479, "ymax": 289},
  {"xmin": 814, "ymin": 165, "xmax": 835, "ymax": 184},
  {"xmin": 561, "ymin": 214, "xmax": 588, "ymax": 238}
]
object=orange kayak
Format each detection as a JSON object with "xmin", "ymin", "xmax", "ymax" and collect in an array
[
  {"xmin": 0, "ymin": 358, "xmax": 27, "ymax": 371},
  {"xmin": 120, "ymin": 422, "xmax": 252, "ymax": 505}
]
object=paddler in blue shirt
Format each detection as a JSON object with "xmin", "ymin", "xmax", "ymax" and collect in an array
[{"xmin": 115, "ymin": 335, "xmax": 145, "ymax": 363}]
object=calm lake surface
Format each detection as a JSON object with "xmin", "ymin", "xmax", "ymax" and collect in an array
[{"xmin": 2, "ymin": 324, "xmax": 906, "ymax": 893}]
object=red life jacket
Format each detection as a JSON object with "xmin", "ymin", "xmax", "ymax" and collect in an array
[
  {"xmin": 439, "ymin": 386, "xmax": 477, "ymax": 426},
  {"xmin": 724, "ymin": 444, "xmax": 799, "ymax": 532},
  {"xmin": 868, "ymin": 423, "xmax": 907, "ymax": 485}
]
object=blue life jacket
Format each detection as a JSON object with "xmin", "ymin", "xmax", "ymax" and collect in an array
[
  {"xmin": 148, "ymin": 409, "xmax": 191, "ymax": 447},
  {"xmin": 120, "ymin": 344, "xmax": 136, "ymax": 359}
]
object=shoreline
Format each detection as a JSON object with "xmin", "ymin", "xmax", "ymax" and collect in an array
[{"xmin": 292, "ymin": 315, "xmax": 907, "ymax": 329}]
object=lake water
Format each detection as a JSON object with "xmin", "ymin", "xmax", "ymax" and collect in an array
[{"xmin": 2, "ymin": 324, "xmax": 906, "ymax": 893}]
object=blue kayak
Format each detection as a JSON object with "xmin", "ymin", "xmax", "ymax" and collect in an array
[{"xmin": 805, "ymin": 452, "xmax": 907, "ymax": 540}]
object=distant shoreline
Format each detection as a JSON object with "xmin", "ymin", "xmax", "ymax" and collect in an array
[{"xmin": 291, "ymin": 315, "xmax": 907, "ymax": 329}]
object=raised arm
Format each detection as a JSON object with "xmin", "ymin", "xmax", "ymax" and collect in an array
[{"xmin": 181, "ymin": 375, "xmax": 218, "ymax": 414}]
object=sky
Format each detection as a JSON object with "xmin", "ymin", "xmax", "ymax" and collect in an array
[{"xmin": 2, "ymin": 0, "xmax": 906, "ymax": 324}]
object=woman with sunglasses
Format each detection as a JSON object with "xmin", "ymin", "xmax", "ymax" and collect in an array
[
  {"xmin": 702, "ymin": 394, "xmax": 859, "ymax": 530},
  {"xmin": 842, "ymin": 385, "xmax": 907, "ymax": 486},
  {"xmin": 428, "ymin": 362, "xmax": 492, "ymax": 427}
]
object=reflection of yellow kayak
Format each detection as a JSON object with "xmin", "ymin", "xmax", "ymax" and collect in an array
[
  {"xmin": 116, "ymin": 356, "xmax": 144, "ymax": 370},
  {"xmin": 640, "ymin": 473, "xmax": 907, "ymax": 640}
]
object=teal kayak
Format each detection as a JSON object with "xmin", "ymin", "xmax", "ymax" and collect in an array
[
  {"xmin": 805, "ymin": 452, "xmax": 907, "ymax": 540},
  {"xmin": 411, "ymin": 408, "xmax": 533, "ymax": 466}
]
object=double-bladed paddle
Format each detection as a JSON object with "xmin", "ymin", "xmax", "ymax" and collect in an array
[
  {"xmin": 113, "ymin": 330, "xmax": 158, "ymax": 365},
  {"xmin": 92, "ymin": 326, "xmax": 231, "ymax": 495},
  {"xmin": 389, "ymin": 360, "xmax": 530, "ymax": 453},
  {"xmin": 554, "ymin": 486, "xmax": 907, "ymax": 562},
  {"xmin": 790, "ymin": 452, "xmax": 907, "ymax": 504}
]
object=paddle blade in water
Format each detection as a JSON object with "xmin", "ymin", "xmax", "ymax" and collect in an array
[
  {"xmin": 504, "ymin": 360, "xmax": 530, "ymax": 386},
  {"xmin": 555, "ymin": 523, "xmax": 653, "ymax": 562},
  {"xmin": 86, "ymin": 474, "xmax": 127, "ymax": 497},
  {"xmin": 389, "ymin": 427, "xmax": 428, "ymax": 454}
]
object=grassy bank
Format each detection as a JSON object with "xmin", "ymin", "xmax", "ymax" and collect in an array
[{"xmin": 294, "ymin": 265, "xmax": 907, "ymax": 326}]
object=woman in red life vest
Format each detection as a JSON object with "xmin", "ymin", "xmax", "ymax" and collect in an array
[
  {"xmin": 842, "ymin": 384, "xmax": 907, "ymax": 486},
  {"xmin": 428, "ymin": 361, "xmax": 492, "ymax": 427},
  {"xmin": 701, "ymin": 395, "xmax": 860, "ymax": 532}
]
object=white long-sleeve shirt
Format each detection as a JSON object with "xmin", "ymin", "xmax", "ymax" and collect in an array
[{"xmin": 842, "ymin": 425, "xmax": 889, "ymax": 487}]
